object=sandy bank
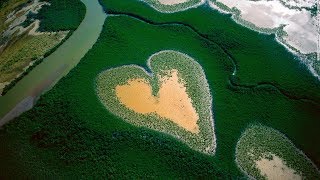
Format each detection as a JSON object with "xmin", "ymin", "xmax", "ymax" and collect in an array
[
  {"xmin": 141, "ymin": 0, "xmax": 205, "ymax": 13},
  {"xmin": 158, "ymin": 0, "xmax": 188, "ymax": 5}
]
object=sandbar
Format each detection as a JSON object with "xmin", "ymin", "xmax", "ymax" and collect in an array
[{"xmin": 158, "ymin": 0, "xmax": 188, "ymax": 5}]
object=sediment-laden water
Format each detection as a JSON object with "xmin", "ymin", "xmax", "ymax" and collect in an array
[{"xmin": 0, "ymin": 0, "xmax": 106, "ymax": 125}]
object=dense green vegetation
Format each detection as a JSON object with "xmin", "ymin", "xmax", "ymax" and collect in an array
[
  {"xmin": 101, "ymin": 0, "xmax": 320, "ymax": 102},
  {"xmin": 0, "ymin": 32, "xmax": 67, "ymax": 82},
  {"xmin": 0, "ymin": 0, "xmax": 319, "ymax": 178},
  {"xmin": 96, "ymin": 50, "xmax": 215, "ymax": 154},
  {"xmin": 236, "ymin": 125, "xmax": 320, "ymax": 179},
  {"xmin": 20, "ymin": 0, "xmax": 86, "ymax": 32},
  {"xmin": 0, "ymin": 15, "xmax": 233, "ymax": 178},
  {"xmin": 1, "ymin": 31, "xmax": 69, "ymax": 96},
  {"xmin": 34, "ymin": 0, "xmax": 86, "ymax": 32},
  {"xmin": 0, "ymin": 0, "xmax": 86, "ymax": 95}
]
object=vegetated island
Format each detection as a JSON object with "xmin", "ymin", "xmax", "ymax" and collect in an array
[
  {"xmin": 0, "ymin": 0, "xmax": 85, "ymax": 95},
  {"xmin": 141, "ymin": 0, "xmax": 205, "ymax": 13},
  {"xmin": 236, "ymin": 125, "xmax": 320, "ymax": 179},
  {"xmin": 1, "ymin": 2, "xmax": 320, "ymax": 177},
  {"xmin": 96, "ymin": 50, "xmax": 216, "ymax": 154}
]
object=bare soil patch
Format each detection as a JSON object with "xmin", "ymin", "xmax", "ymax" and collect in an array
[{"xmin": 116, "ymin": 69, "xmax": 199, "ymax": 133}]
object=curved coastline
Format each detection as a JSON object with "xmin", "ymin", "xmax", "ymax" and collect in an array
[
  {"xmin": 207, "ymin": 0, "xmax": 319, "ymax": 80},
  {"xmin": 140, "ymin": 0, "xmax": 206, "ymax": 13},
  {"xmin": 0, "ymin": 0, "xmax": 107, "ymax": 126}
]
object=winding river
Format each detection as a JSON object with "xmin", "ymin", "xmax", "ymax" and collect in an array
[{"xmin": 0, "ymin": 0, "xmax": 106, "ymax": 126}]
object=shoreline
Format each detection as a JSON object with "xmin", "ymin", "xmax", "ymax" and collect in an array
[
  {"xmin": 0, "ymin": 0, "xmax": 76, "ymax": 96},
  {"xmin": 0, "ymin": 0, "xmax": 107, "ymax": 127},
  {"xmin": 0, "ymin": 63, "xmax": 67, "ymax": 127},
  {"xmin": 139, "ymin": 0, "xmax": 206, "ymax": 13},
  {"xmin": 0, "ymin": 30, "xmax": 71, "ymax": 96},
  {"xmin": 207, "ymin": 0, "xmax": 320, "ymax": 80},
  {"xmin": 0, "ymin": 96, "xmax": 35, "ymax": 127}
]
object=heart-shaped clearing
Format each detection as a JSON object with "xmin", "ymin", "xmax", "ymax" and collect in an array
[
  {"xmin": 115, "ymin": 69, "xmax": 199, "ymax": 133},
  {"xmin": 96, "ymin": 50, "xmax": 216, "ymax": 154}
]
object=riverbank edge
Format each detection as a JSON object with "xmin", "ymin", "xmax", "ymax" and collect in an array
[{"xmin": 1, "ymin": 0, "xmax": 87, "ymax": 96}]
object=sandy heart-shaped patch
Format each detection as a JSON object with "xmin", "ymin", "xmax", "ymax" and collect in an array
[
  {"xmin": 96, "ymin": 50, "xmax": 216, "ymax": 154},
  {"xmin": 115, "ymin": 69, "xmax": 199, "ymax": 133}
]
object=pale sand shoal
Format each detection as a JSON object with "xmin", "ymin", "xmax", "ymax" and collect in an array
[
  {"xmin": 157, "ymin": 0, "xmax": 188, "ymax": 5},
  {"xmin": 115, "ymin": 69, "xmax": 199, "ymax": 133},
  {"xmin": 255, "ymin": 154, "xmax": 302, "ymax": 180}
]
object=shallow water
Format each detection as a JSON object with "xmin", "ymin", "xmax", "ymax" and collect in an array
[
  {"xmin": 0, "ymin": 0, "xmax": 106, "ymax": 124},
  {"xmin": 212, "ymin": 0, "xmax": 318, "ymax": 54}
]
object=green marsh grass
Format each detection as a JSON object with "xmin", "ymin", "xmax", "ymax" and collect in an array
[
  {"xmin": 0, "ymin": 0, "xmax": 319, "ymax": 178},
  {"xmin": 0, "ymin": 0, "xmax": 85, "ymax": 95},
  {"xmin": 96, "ymin": 50, "xmax": 216, "ymax": 154},
  {"xmin": 236, "ymin": 125, "xmax": 320, "ymax": 179}
]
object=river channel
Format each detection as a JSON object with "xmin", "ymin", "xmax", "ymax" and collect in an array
[{"xmin": 0, "ymin": 0, "xmax": 106, "ymax": 126}]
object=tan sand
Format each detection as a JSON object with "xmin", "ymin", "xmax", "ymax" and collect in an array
[
  {"xmin": 157, "ymin": 0, "xmax": 188, "ymax": 5},
  {"xmin": 115, "ymin": 69, "xmax": 199, "ymax": 133},
  {"xmin": 255, "ymin": 154, "xmax": 302, "ymax": 180}
]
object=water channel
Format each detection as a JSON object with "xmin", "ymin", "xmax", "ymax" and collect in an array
[{"xmin": 0, "ymin": 0, "xmax": 107, "ymax": 126}]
